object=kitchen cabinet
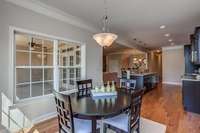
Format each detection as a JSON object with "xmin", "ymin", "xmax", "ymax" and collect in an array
[
  {"xmin": 182, "ymin": 80, "xmax": 200, "ymax": 114},
  {"xmin": 191, "ymin": 27, "xmax": 200, "ymax": 64},
  {"xmin": 184, "ymin": 45, "xmax": 199, "ymax": 73}
]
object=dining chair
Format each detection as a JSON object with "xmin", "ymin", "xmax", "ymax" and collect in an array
[
  {"xmin": 120, "ymin": 79, "xmax": 136, "ymax": 90},
  {"xmin": 76, "ymin": 79, "xmax": 92, "ymax": 97},
  {"xmin": 127, "ymin": 79, "xmax": 136, "ymax": 90},
  {"xmin": 103, "ymin": 89, "xmax": 144, "ymax": 133},
  {"xmin": 53, "ymin": 90, "xmax": 95, "ymax": 133},
  {"xmin": 120, "ymin": 79, "xmax": 127, "ymax": 88}
]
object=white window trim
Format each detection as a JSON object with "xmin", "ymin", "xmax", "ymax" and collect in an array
[{"xmin": 9, "ymin": 26, "xmax": 86, "ymax": 104}]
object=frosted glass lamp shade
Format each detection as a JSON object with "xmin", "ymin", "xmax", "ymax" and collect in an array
[{"xmin": 93, "ymin": 33, "xmax": 118, "ymax": 47}]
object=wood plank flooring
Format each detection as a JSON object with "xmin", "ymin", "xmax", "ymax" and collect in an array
[{"xmin": 25, "ymin": 84, "xmax": 200, "ymax": 133}]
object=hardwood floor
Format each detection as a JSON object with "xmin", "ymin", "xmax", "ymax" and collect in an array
[
  {"xmin": 141, "ymin": 84, "xmax": 200, "ymax": 133},
  {"xmin": 25, "ymin": 84, "xmax": 200, "ymax": 133}
]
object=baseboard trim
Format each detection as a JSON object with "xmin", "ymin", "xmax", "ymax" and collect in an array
[
  {"xmin": 162, "ymin": 81, "xmax": 182, "ymax": 86},
  {"xmin": 32, "ymin": 112, "xmax": 57, "ymax": 124}
]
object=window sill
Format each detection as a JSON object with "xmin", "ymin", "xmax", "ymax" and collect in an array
[{"xmin": 11, "ymin": 89, "xmax": 77, "ymax": 109}]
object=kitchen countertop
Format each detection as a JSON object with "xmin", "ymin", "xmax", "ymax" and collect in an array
[
  {"xmin": 181, "ymin": 74, "xmax": 200, "ymax": 81},
  {"xmin": 130, "ymin": 72, "xmax": 157, "ymax": 76}
]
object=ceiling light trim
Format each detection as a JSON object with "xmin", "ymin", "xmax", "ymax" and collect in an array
[
  {"xmin": 162, "ymin": 45, "xmax": 183, "ymax": 51},
  {"xmin": 5, "ymin": 0, "xmax": 98, "ymax": 32},
  {"xmin": 5, "ymin": 0, "xmax": 148, "ymax": 51}
]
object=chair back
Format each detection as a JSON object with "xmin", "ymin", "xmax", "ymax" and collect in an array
[
  {"xmin": 76, "ymin": 79, "xmax": 92, "ymax": 97},
  {"xmin": 53, "ymin": 90, "xmax": 74, "ymax": 133},
  {"xmin": 120, "ymin": 79, "xmax": 127, "ymax": 88},
  {"xmin": 128, "ymin": 89, "xmax": 144, "ymax": 133},
  {"xmin": 120, "ymin": 79, "xmax": 136, "ymax": 90},
  {"xmin": 127, "ymin": 79, "xmax": 136, "ymax": 89}
]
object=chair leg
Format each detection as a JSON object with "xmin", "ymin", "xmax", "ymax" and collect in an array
[
  {"xmin": 103, "ymin": 124, "xmax": 107, "ymax": 133},
  {"xmin": 136, "ymin": 120, "xmax": 140, "ymax": 133},
  {"xmin": 136, "ymin": 128, "xmax": 139, "ymax": 133},
  {"xmin": 58, "ymin": 124, "xmax": 61, "ymax": 133}
]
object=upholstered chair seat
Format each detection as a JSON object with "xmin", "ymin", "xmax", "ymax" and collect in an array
[
  {"xmin": 103, "ymin": 113, "xmax": 129, "ymax": 132},
  {"xmin": 103, "ymin": 89, "xmax": 144, "ymax": 133},
  {"xmin": 62, "ymin": 118, "xmax": 94, "ymax": 133}
]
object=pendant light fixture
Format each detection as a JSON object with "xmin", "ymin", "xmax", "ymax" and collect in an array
[{"xmin": 93, "ymin": 0, "xmax": 118, "ymax": 47}]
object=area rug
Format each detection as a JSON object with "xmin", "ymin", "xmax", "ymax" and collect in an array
[
  {"xmin": 139, "ymin": 117, "xmax": 166, "ymax": 133},
  {"xmin": 107, "ymin": 117, "xmax": 166, "ymax": 133}
]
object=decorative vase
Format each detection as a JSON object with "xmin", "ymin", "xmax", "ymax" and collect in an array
[
  {"xmin": 106, "ymin": 81, "xmax": 111, "ymax": 92},
  {"xmin": 95, "ymin": 86, "xmax": 99, "ymax": 92},
  {"xmin": 111, "ymin": 81, "xmax": 115, "ymax": 92},
  {"xmin": 101, "ymin": 85, "xmax": 105, "ymax": 92}
]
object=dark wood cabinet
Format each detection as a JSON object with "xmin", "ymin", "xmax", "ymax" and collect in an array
[
  {"xmin": 191, "ymin": 27, "xmax": 200, "ymax": 64},
  {"xmin": 184, "ymin": 45, "xmax": 199, "ymax": 73},
  {"xmin": 129, "ymin": 73, "xmax": 158, "ymax": 90},
  {"xmin": 182, "ymin": 80, "xmax": 200, "ymax": 114}
]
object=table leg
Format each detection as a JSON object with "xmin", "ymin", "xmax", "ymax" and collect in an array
[{"xmin": 92, "ymin": 119, "xmax": 97, "ymax": 133}]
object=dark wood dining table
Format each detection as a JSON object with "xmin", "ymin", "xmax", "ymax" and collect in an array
[{"xmin": 70, "ymin": 89, "xmax": 132, "ymax": 133}]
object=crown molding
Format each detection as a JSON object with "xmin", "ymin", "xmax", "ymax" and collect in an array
[
  {"xmin": 5, "ymin": 0, "xmax": 98, "ymax": 33},
  {"xmin": 4, "ymin": 0, "xmax": 142, "ymax": 49}
]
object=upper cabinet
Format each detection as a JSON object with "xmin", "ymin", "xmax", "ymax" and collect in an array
[{"xmin": 191, "ymin": 27, "xmax": 200, "ymax": 64}]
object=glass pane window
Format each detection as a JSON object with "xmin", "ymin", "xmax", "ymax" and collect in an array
[
  {"xmin": 31, "ymin": 68, "xmax": 43, "ymax": 82},
  {"xmin": 31, "ymin": 82, "xmax": 43, "ymax": 97},
  {"xmin": 16, "ymin": 84, "xmax": 30, "ymax": 100},
  {"xmin": 30, "ymin": 38, "xmax": 42, "ymax": 52},
  {"xmin": 69, "ymin": 68, "xmax": 75, "ymax": 79},
  {"xmin": 15, "ymin": 34, "xmax": 30, "ymax": 51},
  {"xmin": 63, "ymin": 57, "xmax": 67, "ymax": 66},
  {"xmin": 44, "ymin": 68, "xmax": 53, "ymax": 81},
  {"xmin": 16, "ymin": 52, "xmax": 29, "ymax": 66},
  {"xmin": 14, "ymin": 32, "xmax": 82, "ymax": 101},
  {"xmin": 44, "ymin": 54, "xmax": 53, "ymax": 66},
  {"xmin": 76, "ymin": 68, "xmax": 81, "ymax": 80},
  {"xmin": 69, "ymin": 79, "xmax": 75, "ymax": 85},
  {"xmin": 43, "ymin": 40, "xmax": 53, "ymax": 53},
  {"xmin": 16, "ymin": 68, "xmax": 30, "ymax": 84},
  {"xmin": 59, "ymin": 68, "xmax": 69, "ymax": 80},
  {"xmin": 76, "ymin": 51, "xmax": 80, "ymax": 65},
  {"xmin": 69, "ymin": 56, "xmax": 74, "ymax": 66},
  {"xmin": 59, "ymin": 80, "xmax": 67, "ymax": 92},
  {"xmin": 31, "ymin": 53, "xmax": 42, "ymax": 66},
  {"xmin": 44, "ymin": 81, "xmax": 53, "ymax": 95}
]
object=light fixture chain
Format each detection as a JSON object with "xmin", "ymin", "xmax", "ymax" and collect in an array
[
  {"xmin": 93, "ymin": 0, "xmax": 117, "ymax": 47},
  {"xmin": 103, "ymin": 0, "xmax": 109, "ymax": 32}
]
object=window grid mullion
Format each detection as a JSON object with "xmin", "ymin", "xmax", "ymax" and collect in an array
[
  {"xmin": 29, "ymin": 36, "xmax": 32, "ymax": 98},
  {"xmin": 74, "ymin": 67, "xmax": 76, "ymax": 89},
  {"xmin": 53, "ymin": 40, "xmax": 59, "ymax": 91},
  {"xmin": 42, "ymin": 40, "xmax": 45, "ymax": 96}
]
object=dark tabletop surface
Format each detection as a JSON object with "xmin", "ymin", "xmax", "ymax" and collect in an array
[{"xmin": 70, "ymin": 90, "xmax": 131, "ymax": 119}]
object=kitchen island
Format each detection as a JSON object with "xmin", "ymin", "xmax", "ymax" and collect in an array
[
  {"xmin": 182, "ymin": 74, "xmax": 200, "ymax": 114},
  {"xmin": 130, "ymin": 72, "xmax": 158, "ymax": 90},
  {"xmin": 121, "ymin": 71, "xmax": 158, "ymax": 90}
]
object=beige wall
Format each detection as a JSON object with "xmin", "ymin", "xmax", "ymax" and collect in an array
[
  {"xmin": 107, "ymin": 53, "xmax": 147, "ymax": 77},
  {"xmin": 0, "ymin": 0, "xmax": 102, "ymax": 124},
  {"xmin": 162, "ymin": 46, "xmax": 185, "ymax": 85},
  {"xmin": 148, "ymin": 51, "xmax": 162, "ymax": 80}
]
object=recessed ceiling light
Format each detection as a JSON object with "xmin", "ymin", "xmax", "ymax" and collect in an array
[
  {"xmin": 164, "ymin": 33, "xmax": 170, "ymax": 37},
  {"xmin": 168, "ymin": 39, "xmax": 173, "ymax": 42},
  {"xmin": 171, "ymin": 42, "xmax": 175, "ymax": 45},
  {"xmin": 160, "ymin": 25, "xmax": 166, "ymax": 29}
]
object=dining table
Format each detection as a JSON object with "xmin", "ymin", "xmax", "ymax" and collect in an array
[{"xmin": 70, "ymin": 89, "xmax": 132, "ymax": 133}]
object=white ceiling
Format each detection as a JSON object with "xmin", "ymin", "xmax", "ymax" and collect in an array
[
  {"xmin": 103, "ymin": 43, "xmax": 145, "ymax": 55},
  {"xmin": 39, "ymin": 0, "xmax": 200, "ymax": 48}
]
